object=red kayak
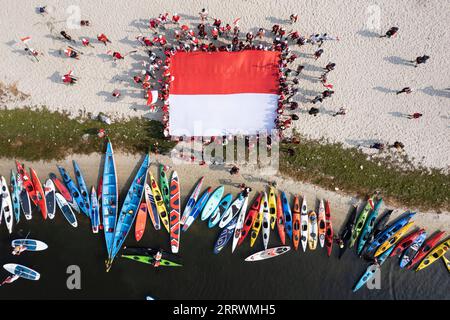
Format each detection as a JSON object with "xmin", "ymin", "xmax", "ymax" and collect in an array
[
  {"xmin": 276, "ymin": 192, "xmax": 286, "ymax": 245},
  {"xmin": 30, "ymin": 168, "xmax": 47, "ymax": 219},
  {"xmin": 15, "ymin": 161, "xmax": 38, "ymax": 206},
  {"xmin": 406, "ymin": 231, "xmax": 446, "ymax": 270},
  {"xmin": 325, "ymin": 200, "xmax": 333, "ymax": 257},
  {"xmin": 50, "ymin": 173, "xmax": 72, "ymax": 203},
  {"xmin": 292, "ymin": 196, "xmax": 301, "ymax": 250},
  {"xmin": 390, "ymin": 228, "xmax": 425, "ymax": 257},
  {"xmin": 238, "ymin": 193, "xmax": 262, "ymax": 246},
  {"xmin": 135, "ymin": 202, "xmax": 147, "ymax": 241}
]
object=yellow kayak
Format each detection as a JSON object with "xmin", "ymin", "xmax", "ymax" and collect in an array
[
  {"xmin": 374, "ymin": 221, "xmax": 414, "ymax": 257},
  {"xmin": 416, "ymin": 239, "xmax": 450, "ymax": 271},
  {"xmin": 308, "ymin": 211, "xmax": 318, "ymax": 250},
  {"xmin": 149, "ymin": 172, "xmax": 170, "ymax": 232},
  {"xmin": 268, "ymin": 186, "xmax": 277, "ymax": 230},
  {"xmin": 442, "ymin": 255, "xmax": 450, "ymax": 273},
  {"xmin": 250, "ymin": 192, "xmax": 265, "ymax": 247}
]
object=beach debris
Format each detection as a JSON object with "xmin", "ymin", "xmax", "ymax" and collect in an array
[{"xmin": 98, "ymin": 112, "xmax": 112, "ymax": 125}]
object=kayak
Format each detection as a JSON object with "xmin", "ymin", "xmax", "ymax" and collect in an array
[
  {"xmin": 1, "ymin": 176, "xmax": 14, "ymax": 233},
  {"xmin": 55, "ymin": 193, "xmax": 77, "ymax": 227},
  {"xmin": 159, "ymin": 164, "xmax": 170, "ymax": 208},
  {"xmin": 338, "ymin": 205, "xmax": 357, "ymax": 259},
  {"xmin": 238, "ymin": 193, "xmax": 262, "ymax": 247},
  {"xmin": 406, "ymin": 231, "xmax": 446, "ymax": 270},
  {"xmin": 443, "ymin": 256, "xmax": 450, "ymax": 273},
  {"xmin": 214, "ymin": 215, "xmax": 238, "ymax": 254},
  {"xmin": 300, "ymin": 196, "xmax": 308, "ymax": 252},
  {"xmin": 73, "ymin": 160, "xmax": 91, "ymax": 217},
  {"xmin": 101, "ymin": 140, "xmax": 119, "ymax": 259},
  {"xmin": 261, "ymin": 192, "xmax": 270, "ymax": 249},
  {"xmin": 11, "ymin": 239, "xmax": 48, "ymax": 251},
  {"xmin": 353, "ymin": 246, "xmax": 394, "ymax": 292},
  {"xmin": 219, "ymin": 192, "xmax": 246, "ymax": 228},
  {"xmin": 10, "ymin": 171, "xmax": 21, "ymax": 223},
  {"xmin": 15, "ymin": 161, "xmax": 38, "ymax": 206},
  {"xmin": 182, "ymin": 187, "xmax": 211, "ymax": 232},
  {"xmin": 281, "ymin": 192, "xmax": 292, "ymax": 240},
  {"xmin": 357, "ymin": 199, "xmax": 383, "ymax": 255},
  {"xmin": 30, "ymin": 168, "xmax": 47, "ymax": 220},
  {"xmin": 349, "ymin": 195, "xmax": 375, "ymax": 248},
  {"xmin": 232, "ymin": 196, "xmax": 249, "ymax": 252},
  {"xmin": 250, "ymin": 193, "xmax": 264, "ymax": 247},
  {"xmin": 17, "ymin": 173, "xmax": 32, "ymax": 220},
  {"xmin": 276, "ymin": 192, "xmax": 286, "ymax": 245},
  {"xmin": 149, "ymin": 172, "xmax": 170, "ymax": 232},
  {"xmin": 373, "ymin": 209, "xmax": 393, "ymax": 237},
  {"xmin": 390, "ymin": 228, "xmax": 425, "ymax": 258},
  {"xmin": 292, "ymin": 196, "xmax": 301, "ymax": 250},
  {"xmin": 317, "ymin": 199, "xmax": 326, "ymax": 248},
  {"xmin": 3, "ymin": 263, "xmax": 40, "ymax": 281},
  {"xmin": 268, "ymin": 186, "xmax": 277, "ymax": 229},
  {"xmin": 415, "ymin": 238, "xmax": 450, "ymax": 271},
  {"xmin": 44, "ymin": 179, "xmax": 56, "ymax": 220},
  {"xmin": 49, "ymin": 172, "xmax": 77, "ymax": 212},
  {"xmin": 365, "ymin": 211, "xmax": 416, "ymax": 254},
  {"xmin": 245, "ymin": 246, "xmax": 291, "ymax": 262},
  {"xmin": 144, "ymin": 183, "xmax": 160, "ymax": 230},
  {"xmin": 58, "ymin": 165, "xmax": 87, "ymax": 215},
  {"xmin": 169, "ymin": 171, "xmax": 181, "ymax": 253},
  {"xmin": 107, "ymin": 154, "xmax": 149, "ymax": 270},
  {"xmin": 208, "ymin": 193, "xmax": 232, "ymax": 228},
  {"xmin": 121, "ymin": 255, "xmax": 182, "ymax": 267},
  {"xmin": 308, "ymin": 211, "xmax": 318, "ymax": 250},
  {"xmin": 181, "ymin": 177, "xmax": 204, "ymax": 225},
  {"xmin": 325, "ymin": 200, "xmax": 334, "ymax": 257},
  {"xmin": 90, "ymin": 186, "xmax": 100, "ymax": 233},
  {"xmin": 374, "ymin": 221, "xmax": 415, "ymax": 257},
  {"xmin": 201, "ymin": 186, "xmax": 224, "ymax": 221},
  {"xmin": 135, "ymin": 202, "xmax": 147, "ymax": 241},
  {"xmin": 399, "ymin": 231, "xmax": 427, "ymax": 268}
]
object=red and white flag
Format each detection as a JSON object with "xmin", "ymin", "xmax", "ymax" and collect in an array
[
  {"xmin": 146, "ymin": 90, "xmax": 158, "ymax": 111},
  {"xmin": 168, "ymin": 51, "xmax": 279, "ymax": 136},
  {"xmin": 20, "ymin": 36, "xmax": 32, "ymax": 43}
]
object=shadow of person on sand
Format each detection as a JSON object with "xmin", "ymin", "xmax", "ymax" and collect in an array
[
  {"xmin": 420, "ymin": 86, "xmax": 450, "ymax": 98},
  {"xmin": 388, "ymin": 111, "xmax": 409, "ymax": 118},
  {"xmin": 345, "ymin": 138, "xmax": 380, "ymax": 148},
  {"xmin": 48, "ymin": 71, "xmax": 63, "ymax": 84},
  {"xmin": 266, "ymin": 16, "xmax": 289, "ymax": 24},
  {"xmin": 373, "ymin": 86, "xmax": 398, "ymax": 94},
  {"xmin": 356, "ymin": 29, "xmax": 380, "ymax": 38},
  {"xmin": 383, "ymin": 56, "xmax": 413, "ymax": 66}
]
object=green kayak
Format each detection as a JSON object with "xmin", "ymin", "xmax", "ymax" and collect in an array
[
  {"xmin": 121, "ymin": 254, "xmax": 182, "ymax": 267},
  {"xmin": 348, "ymin": 195, "xmax": 375, "ymax": 248},
  {"xmin": 159, "ymin": 164, "xmax": 170, "ymax": 208}
]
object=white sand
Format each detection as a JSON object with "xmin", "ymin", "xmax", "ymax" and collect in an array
[
  {"xmin": 1, "ymin": 153, "xmax": 448, "ymax": 233},
  {"xmin": 0, "ymin": 0, "xmax": 449, "ymax": 171}
]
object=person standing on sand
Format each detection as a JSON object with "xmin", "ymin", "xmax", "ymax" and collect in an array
[
  {"xmin": 324, "ymin": 62, "xmax": 336, "ymax": 73},
  {"xmin": 290, "ymin": 14, "xmax": 298, "ymax": 24},
  {"xmin": 370, "ymin": 142, "xmax": 385, "ymax": 150},
  {"xmin": 230, "ymin": 165, "xmax": 240, "ymax": 175},
  {"xmin": 309, "ymin": 107, "xmax": 320, "ymax": 116},
  {"xmin": 380, "ymin": 27, "xmax": 399, "ymax": 38},
  {"xmin": 97, "ymin": 33, "xmax": 111, "ymax": 45},
  {"xmin": 407, "ymin": 113, "xmax": 423, "ymax": 119},
  {"xmin": 411, "ymin": 55, "xmax": 430, "ymax": 67},
  {"xmin": 314, "ymin": 49, "xmax": 324, "ymax": 60},
  {"xmin": 391, "ymin": 141, "xmax": 405, "ymax": 151},
  {"xmin": 396, "ymin": 87, "xmax": 412, "ymax": 95},
  {"xmin": 199, "ymin": 8, "xmax": 208, "ymax": 21}
]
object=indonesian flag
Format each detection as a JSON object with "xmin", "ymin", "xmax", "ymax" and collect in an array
[
  {"xmin": 146, "ymin": 90, "xmax": 158, "ymax": 111},
  {"xmin": 168, "ymin": 51, "xmax": 280, "ymax": 136}
]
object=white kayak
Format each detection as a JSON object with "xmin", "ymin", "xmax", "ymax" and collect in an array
[
  {"xmin": 261, "ymin": 192, "xmax": 270, "ymax": 250},
  {"xmin": 44, "ymin": 179, "xmax": 56, "ymax": 219},
  {"xmin": 218, "ymin": 193, "xmax": 246, "ymax": 228},
  {"xmin": 231, "ymin": 196, "xmax": 249, "ymax": 253},
  {"xmin": 300, "ymin": 196, "xmax": 308, "ymax": 252},
  {"xmin": 1, "ymin": 175, "xmax": 14, "ymax": 233},
  {"xmin": 245, "ymin": 246, "xmax": 291, "ymax": 262}
]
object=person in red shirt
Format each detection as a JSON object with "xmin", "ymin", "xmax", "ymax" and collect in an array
[
  {"xmin": 97, "ymin": 33, "xmax": 111, "ymax": 45},
  {"xmin": 172, "ymin": 13, "xmax": 180, "ymax": 24},
  {"xmin": 62, "ymin": 71, "xmax": 77, "ymax": 84},
  {"xmin": 211, "ymin": 27, "xmax": 219, "ymax": 40},
  {"xmin": 407, "ymin": 113, "xmax": 423, "ymax": 119}
]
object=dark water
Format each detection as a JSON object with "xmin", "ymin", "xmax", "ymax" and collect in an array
[{"xmin": 0, "ymin": 207, "xmax": 448, "ymax": 300}]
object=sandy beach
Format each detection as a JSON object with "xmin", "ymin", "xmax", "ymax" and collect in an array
[{"xmin": 0, "ymin": 0, "xmax": 449, "ymax": 171}]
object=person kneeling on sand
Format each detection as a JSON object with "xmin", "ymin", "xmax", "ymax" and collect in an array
[
  {"xmin": 309, "ymin": 107, "xmax": 320, "ymax": 116},
  {"xmin": 380, "ymin": 27, "xmax": 399, "ymax": 38}
]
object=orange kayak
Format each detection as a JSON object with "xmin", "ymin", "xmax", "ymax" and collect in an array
[
  {"xmin": 30, "ymin": 168, "xmax": 47, "ymax": 219},
  {"xmin": 292, "ymin": 196, "xmax": 301, "ymax": 250},
  {"xmin": 135, "ymin": 202, "xmax": 147, "ymax": 241}
]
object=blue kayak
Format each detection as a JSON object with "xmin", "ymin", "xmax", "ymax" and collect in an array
[
  {"xmin": 365, "ymin": 211, "xmax": 415, "ymax": 254},
  {"xmin": 73, "ymin": 160, "xmax": 91, "ymax": 217},
  {"xmin": 357, "ymin": 199, "xmax": 383, "ymax": 255},
  {"xmin": 214, "ymin": 215, "xmax": 239, "ymax": 254},
  {"xmin": 102, "ymin": 141, "xmax": 119, "ymax": 260},
  {"xmin": 10, "ymin": 170, "xmax": 21, "ymax": 223},
  {"xmin": 107, "ymin": 154, "xmax": 150, "ymax": 270},
  {"xmin": 3, "ymin": 263, "xmax": 40, "ymax": 281},
  {"xmin": 208, "ymin": 194, "xmax": 233, "ymax": 228},
  {"xmin": 57, "ymin": 165, "xmax": 88, "ymax": 215},
  {"xmin": 281, "ymin": 192, "xmax": 292, "ymax": 240},
  {"xmin": 182, "ymin": 188, "xmax": 212, "ymax": 232}
]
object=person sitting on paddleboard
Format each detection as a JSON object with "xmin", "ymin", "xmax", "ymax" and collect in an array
[
  {"xmin": 12, "ymin": 245, "xmax": 27, "ymax": 255},
  {"xmin": 153, "ymin": 251, "xmax": 162, "ymax": 268},
  {"xmin": 0, "ymin": 275, "xmax": 20, "ymax": 286}
]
